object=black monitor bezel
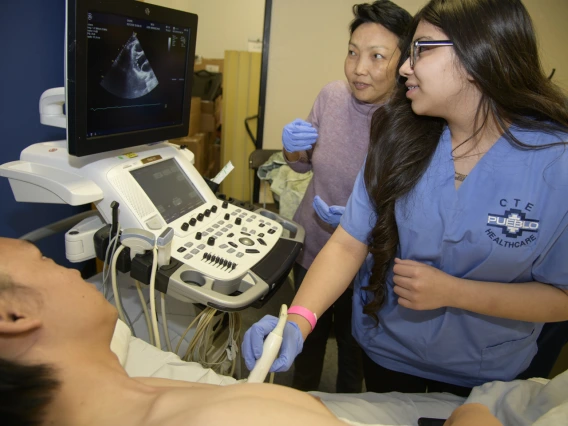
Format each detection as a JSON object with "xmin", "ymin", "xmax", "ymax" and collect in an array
[{"xmin": 67, "ymin": 0, "xmax": 198, "ymax": 157}]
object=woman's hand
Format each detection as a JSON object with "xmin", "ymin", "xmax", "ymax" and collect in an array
[
  {"xmin": 392, "ymin": 258, "xmax": 459, "ymax": 310},
  {"xmin": 282, "ymin": 119, "xmax": 318, "ymax": 153}
]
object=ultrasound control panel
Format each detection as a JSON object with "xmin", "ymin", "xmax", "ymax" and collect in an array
[
  {"xmin": 164, "ymin": 199, "xmax": 301, "ymax": 311},
  {"xmin": 172, "ymin": 203, "xmax": 282, "ymax": 280}
]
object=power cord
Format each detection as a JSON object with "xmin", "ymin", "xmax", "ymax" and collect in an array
[
  {"xmin": 176, "ymin": 307, "xmax": 242, "ymax": 376},
  {"xmin": 135, "ymin": 280, "xmax": 154, "ymax": 346},
  {"xmin": 111, "ymin": 245, "xmax": 128, "ymax": 325},
  {"xmin": 120, "ymin": 229, "xmax": 161, "ymax": 348},
  {"xmin": 157, "ymin": 228, "xmax": 174, "ymax": 352},
  {"xmin": 110, "ymin": 226, "xmax": 240, "ymax": 367},
  {"xmin": 148, "ymin": 246, "xmax": 161, "ymax": 349},
  {"xmin": 161, "ymin": 293, "xmax": 172, "ymax": 352},
  {"xmin": 103, "ymin": 232, "xmax": 120, "ymax": 298}
]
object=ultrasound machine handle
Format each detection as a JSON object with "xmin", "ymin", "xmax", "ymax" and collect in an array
[
  {"xmin": 39, "ymin": 87, "xmax": 66, "ymax": 129},
  {"xmin": 164, "ymin": 266, "xmax": 271, "ymax": 311},
  {"xmin": 0, "ymin": 159, "xmax": 104, "ymax": 205}
]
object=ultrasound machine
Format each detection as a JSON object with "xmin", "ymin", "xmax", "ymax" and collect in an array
[{"xmin": 0, "ymin": 0, "xmax": 304, "ymax": 319}]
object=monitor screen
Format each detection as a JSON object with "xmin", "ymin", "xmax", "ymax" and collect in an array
[
  {"xmin": 86, "ymin": 12, "xmax": 188, "ymax": 138},
  {"xmin": 130, "ymin": 159, "xmax": 206, "ymax": 224},
  {"xmin": 67, "ymin": 1, "xmax": 198, "ymax": 157}
]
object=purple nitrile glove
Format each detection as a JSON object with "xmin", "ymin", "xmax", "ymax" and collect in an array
[
  {"xmin": 313, "ymin": 195, "xmax": 345, "ymax": 227},
  {"xmin": 282, "ymin": 118, "xmax": 318, "ymax": 153},
  {"xmin": 241, "ymin": 314, "xmax": 303, "ymax": 372}
]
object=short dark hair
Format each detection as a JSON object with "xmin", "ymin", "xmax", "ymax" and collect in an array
[
  {"xmin": 0, "ymin": 274, "xmax": 59, "ymax": 426},
  {"xmin": 0, "ymin": 358, "xmax": 61, "ymax": 426},
  {"xmin": 350, "ymin": 0, "xmax": 412, "ymax": 41}
]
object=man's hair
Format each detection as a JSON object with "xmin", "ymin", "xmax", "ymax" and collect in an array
[
  {"xmin": 350, "ymin": 0, "xmax": 412, "ymax": 41},
  {"xmin": 0, "ymin": 358, "xmax": 61, "ymax": 426},
  {"xmin": 0, "ymin": 272, "xmax": 60, "ymax": 426}
]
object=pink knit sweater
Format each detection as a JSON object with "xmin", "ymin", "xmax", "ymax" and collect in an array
[{"xmin": 286, "ymin": 80, "xmax": 379, "ymax": 269}]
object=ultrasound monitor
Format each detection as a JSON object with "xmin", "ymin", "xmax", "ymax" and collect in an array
[{"xmin": 67, "ymin": 0, "xmax": 198, "ymax": 157}]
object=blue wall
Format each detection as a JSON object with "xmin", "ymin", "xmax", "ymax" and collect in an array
[{"xmin": 0, "ymin": 0, "xmax": 89, "ymax": 267}]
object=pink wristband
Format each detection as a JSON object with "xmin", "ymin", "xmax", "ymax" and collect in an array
[{"xmin": 288, "ymin": 305, "xmax": 317, "ymax": 332}]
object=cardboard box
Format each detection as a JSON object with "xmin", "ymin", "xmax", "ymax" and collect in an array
[
  {"xmin": 170, "ymin": 133, "xmax": 206, "ymax": 174},
  {"xmin": 194, "ymin": 58, "xmax": 224, "ymax": 74},
  {"xmin": 202, "ymin": 132, "xmax": 220, "ymax": 179},
  {"xmin": 214, "ymin": 95, "xmax": 222, "ymax": 127},
  {"xmin": 188, "ymin": 96, "xmax": 201, "ymax": 136},
  {"xmin": 200, "ymin": 114, "xmax": 216, "ymax": 133},
  {"xmin": 212, "ymin": 144, "xmax": 221, "ymax": 177},
  {"xmin": 201, "ymin": 100, "xmax": 215, "ymax": 114},
  {"xmin": 203, "ymin": 131, "xmax": 217, "ymax": 147}
]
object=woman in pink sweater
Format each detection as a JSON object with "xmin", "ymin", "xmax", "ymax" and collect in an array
[{"xmin": 278, "ymin": 0, "xmax": 411, "ymax": 393}]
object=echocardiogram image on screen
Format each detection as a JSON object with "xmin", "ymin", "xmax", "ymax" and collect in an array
[
  {"xmin": 100, "ymin": 32, "xmax": 159, "ymax": 99},
  {"xmin": 86, "ymin": 11, "xmax": 190, "ymax": 138}
]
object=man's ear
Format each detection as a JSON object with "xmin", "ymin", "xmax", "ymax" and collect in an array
[
  {"xmin": 0, "ymin": 308, "xmax": 42, "ymax": 335},
  {"xmin": 0, "ymin": 308, "xmax": 43, "ymax": 360}
]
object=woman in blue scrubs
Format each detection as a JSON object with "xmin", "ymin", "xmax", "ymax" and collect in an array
[{"xmin": 243, "ymin": 0, "xmax": 568, "ymax": 396}]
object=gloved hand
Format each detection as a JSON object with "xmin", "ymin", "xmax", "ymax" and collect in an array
[
  {"xmin": 242, "ymin": 314, "xmax": 304, "ymax": 373},
  {"xmin": 282, "ymin": 118, "xmax": 318, "ymax": 153},
  {"xmin": 313, "ymin": 195, "xmax": 345, "ymax": 227}
]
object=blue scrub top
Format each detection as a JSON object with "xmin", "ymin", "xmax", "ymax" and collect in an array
[{"xmin": 341, "ymin": 126, "xmax": 568, "ymax": 387}]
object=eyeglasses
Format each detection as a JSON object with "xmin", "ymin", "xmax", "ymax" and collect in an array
[{"xmin": 409, "ymin": 40, "xmax": 454, "ymax": 68}]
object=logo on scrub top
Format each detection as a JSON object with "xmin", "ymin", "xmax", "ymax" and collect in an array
[{"xmin": 487, "ymin": 208, "xmax": 539, "ymax": 238}]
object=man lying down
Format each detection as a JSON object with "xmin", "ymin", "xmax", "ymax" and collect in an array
[{"xmin": 0, "ymin": 236, "xmax": 564, "ymax": 426}]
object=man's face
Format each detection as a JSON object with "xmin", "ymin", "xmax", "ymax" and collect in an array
[{"xmin": 0, "ymin": 238, "xmax": 117, "ymax": 337}]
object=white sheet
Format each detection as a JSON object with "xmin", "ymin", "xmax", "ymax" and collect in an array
[
  {"xmin": 311, "ymin": 391, "xmax": 463, "ymax": 426},
  {"xmin": 111, "ymin": 319, "xmax": 237, "ymax": 386},
  {"xmin": 465, "ymin": 373, "xmax": 568, "ymax": 425},
  {"xmin": 111, "ymin": 320, "xmax": 568, "ymax": 425}
]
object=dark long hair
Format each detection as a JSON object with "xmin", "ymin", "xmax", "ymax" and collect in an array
[{"xmin": 362, "ymin": 0, "xmax": 568, "ymax": 323}]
